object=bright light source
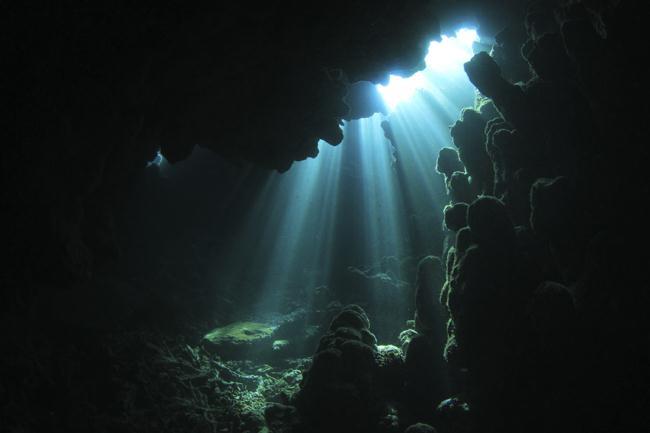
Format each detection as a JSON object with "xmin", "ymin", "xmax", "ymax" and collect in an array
[
  {"xmin": 456, "ymin": 28, "xmax": 480, "ymax": 48},
  {"xmin": 377, "ymin": 28, "xmax": 479, "ymax": 110},
  {"xmin": 425, "ymin": 28, "xmax": 478, "ymax": 71},
  {"xmin": 377, "ymin": 72, "xmax": 427, "ymax": 111}
]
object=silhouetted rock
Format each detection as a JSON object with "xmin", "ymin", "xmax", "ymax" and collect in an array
[
  {"xmin": 404, "ymin": 334, "xmax": 441, "ymax": 419},
  {"xmin": 443, "ymin": 203, "xmax": 468, "ymax": 232},
  {"xmin": 295, "ymin": 305, "xmax": 384, "ymax": 433},
  {"xmin": 448, "ymin": 172, "xmax": 476, "ymax": 204},
  {"xmin": 436, "ymin": 398, "xmax": 472, "ymax": 433},
  {"xmin": 466, "ymin": 196, "xmax": 515, "ymax": 249},
  {"xmin": 414, "ymin": 256, "xmax": 444, "ymax": 335},
  {"xmin": 405, "ymin": 422, "xmax": 437, "ymax": 433},
  {"xmin": 450, "ymin": 109, "xmax": 494, "ymax": 194},
  {"xmin": 265, "ymin": 403, "xmax": 300, "ymax": 433},
  {"xmin": 436, "ymin": 148, "xmax": 465, "ymax": 180}
]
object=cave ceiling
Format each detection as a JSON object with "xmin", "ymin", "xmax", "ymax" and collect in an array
[{"xmin": 11, "ymin": 1, "xmax": 530, "ymax": 173}]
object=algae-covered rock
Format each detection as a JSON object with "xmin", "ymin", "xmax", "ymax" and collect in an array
[
  {"xmin": 202, "ymin": 321, "xmax": 278, "ymax": 359},
  {"xmin": 329, "ymin": 304, "xmax": 370, "ymax": 331},
  {"xmin": 436, "ymin": 398, "xmax": 472, "ymax": 433},
  {"xmin": 273, "ymin": 339, "xmax": 290, "ymax": 352},
  {"xmin": 294, "ymin": 305, "xmax": 383, "ymax": 432},
  {"xmin": 375, "ymin": 345, "xmax": 405, "ymax": 400},
  {"xmin": 398, "ymin": 328, "xmax": 418, "ymax": 353},
  {"xmin": 265, "ymin": 403, "xmax": 300, "ymax": 433},
  {"xmin": 405, "ymin": 423, "xmax": 437, "ymax": 433}
]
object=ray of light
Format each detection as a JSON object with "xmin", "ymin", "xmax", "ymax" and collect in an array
[{"xmin": 210, "ymin": 28, "xmax": 481, "ymax": 342}]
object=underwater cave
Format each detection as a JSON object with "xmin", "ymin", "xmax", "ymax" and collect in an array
[{"xmin": 3, "ymin": 1, "xmax": 649, "ymax": 433}]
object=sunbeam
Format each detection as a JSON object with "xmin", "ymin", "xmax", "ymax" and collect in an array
[
  {"xmin": 11, "ymin": 4, "xmax": 642, "ymax": 431},
  {"xmin": 212, "ymin": 27, "xmax": 481, "ymax": 342}
]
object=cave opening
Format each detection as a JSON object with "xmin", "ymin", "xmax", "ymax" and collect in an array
[{"xmin": 377, "ymin": 28, "xmax": 480, "ymax": 110}]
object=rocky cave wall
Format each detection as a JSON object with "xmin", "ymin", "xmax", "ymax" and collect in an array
[
  {"xmin": 432, "ymin": 1, "xmax": 648, "ymax": 432},
  {"xmin": 264, "ymin": 2, "xmax": 649, "ymax": 432}
]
